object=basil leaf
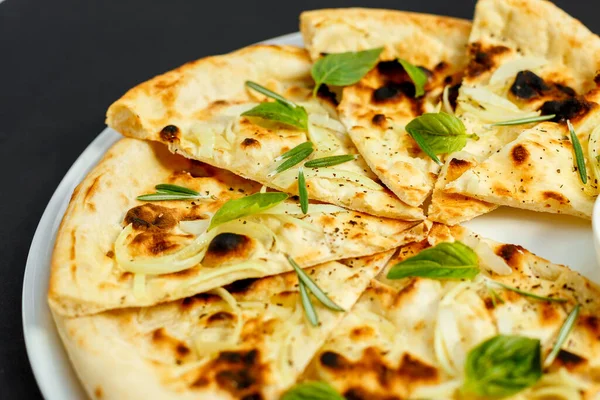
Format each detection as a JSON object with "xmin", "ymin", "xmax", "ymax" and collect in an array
[
  {"xmin": 491, "ymin": 114, "xmax": 556, "ymax": 127},
  {"xmin": 398, "ymin": 59, "xmax": 427, "ymax": 97},
  {"xmin": 568, "ymin": 120, "xmax": 588, "ymax": 184},
  {"xmin": 304, "ymin": 154, "xmax": 357, "ymax": 168},
  {"xmin": 405, "ymin": 112, "xmax": 472, "ymax": 163},
  {"xmin": 311, "ymin": 47, "xmax": 383, "ymax": 95},
  {"xmin": 463, "ymin": 335, "xmax": 542, "ymax": 398},
  {"xmin": 245, "ymin": 80, "xmax": 296, "ymax": 108},
  {"xmin": 298, "ymin": 280, "xmax": 319, "ymax": 327},
  {"xmin": 208, "ymin": 192, "xmax": 288, "ymax": 230},
  {"xmin": 492, "ymin": 281, "xmax": 567, "ymax": 303},
  {"xmin": 298, "ymin": 167, "xmax": 309, "ymax": 214},
  {"xmin": 545, "ymin": 304, "xmax": 580, "ymax": 367},
  {"xmin": 281, "ymin": 381, "xmax": 345, "ymax": 400},
  {"xmin": 242, "ymin": 101, "xmax": 308, "ymax": 130},
  {"xmin": 387, "ymin": 241, "xmax": 479, "ymax": 280},
  {"xmin": 154, "ymin": 184, "xmax": 199, "ymax": 195}
]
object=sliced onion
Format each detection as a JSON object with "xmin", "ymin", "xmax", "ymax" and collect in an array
[
  {"xmin": 442, "ymin": 85, "xmax": 454, "ymax": 115},
  {"xmin": 462, "ymin": 87, "xmax": 522, "ymax": 112},
  {"xmin": 309, "ymin": 112, "xmax": 346, "ymax": 132},
  {"xmin": 489, "ymin": 57, "xmax": 547, "ymax": 86},
  {"xmin": 458, "ymin": 100, "xmax": 539, "ymax": 123},
  {"xmin": 179, "ymin": 219, "xmax": 211, "ymax": 236},
  {"xmin": 307, "ymin": 119, "xmax": 342, "ymax": 155}
]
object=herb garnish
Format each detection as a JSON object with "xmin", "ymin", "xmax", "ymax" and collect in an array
[
  {"xmin": 568, "ymin": 120, "xmax": 587, "ymax": 184},
  {"xmin": 398, "ymin": 59, "xmax": 427, "ymax": 97},
  {"xmin": 137, "ymin": 184, "xmax": 214, "ymax": 202},
  {"xmin": 544, "ymin": 304, "xmax": 580, "ymax": 367},
  {"xmin": 242, "ymin": 81, "xmax": 308, "ymax": 130},
  {"xmin": 491, "ymin": 281, "xmax": 567, "ymax": 303},
  {"xmin": 298, "ymin": 167, "xmax": 309, "ymax": 214},
  {"xmin": 208, "ymin": 192, "xmax": 288, "ymax": 230},
  {"xmin": 281, "ymin": 381, "xmax": 345, "ymax": 400},
  {"xmin": 304, "ymin": 154, "xmax": 357, "ymax": 168},
  {"xmin": 268, "ymin": 142, "xmax": 314, "ymax": 177},
  {"xmin": 311, "ymin": 48, "xmax": 383, "ymax": 96},
  {"xmin": 463, "ymin": 335, "xmax": 542, "ymax": 397},
  {"xmin": 287, "ymin": 255, "xmax": 344, "ymax": 327},
  {"xmin": 405, "ymin": 112, "xmax": 474, "ymax": 165},
  {"xmin": 386, "ymin": 241, "xmax": 479, "ymax": 280},
  {"xmin": 490, "ymin": 114, "xmax": 556, "ymax": 127},
  {"xmin": 488, "ymin": 287, "xmax": 505, "ymax": 307}
]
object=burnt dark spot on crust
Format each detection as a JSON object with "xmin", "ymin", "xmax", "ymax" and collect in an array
[
  {"xmin": 373, "ymin": 83, "xmax": 415, "ymax": 101},
  {"xmin": 595, "ymin": 74, "xmax": 600, "ymax": 86},
  {"xmin": 179, "ymin": 293, "xmax": 220, "ymax": 310},
  {"xmin": 449, "ymin": 158, "xmax": 470, "ymax": 169},
  {"xmin": 344, "ymin": 388, "xmax": 401, "ymax": 400},
  {"xmin": 466, "ymin": 43, "xmax": 510, "ymax": 78},
  {"xmin": 448, "ymin": 83, "xmax": 461, "ymax": 111},
  {"xmin": 241, "ymin": 394, "xmax": 263, "ymax": 400},
  {"xmin": 207, "ymin": 311, "xmax": 234, "ymax": 323},
  {"xmin": 225, "ymin": 278, "xmax": 259, "ymax": 294},
  {"xmin": 216, "ymin": 370, "xmax": 255, "ymax": 391},
  {"xmin": 372, "ymin": 113, "xmax": 386, "ymax": 126},
  {"xmin": 542, "ymin": 191, "xmax": 569, "ymax": 204},
  {"xmin": 510, "ymin": 71, "xmax": 550, "ymax": 99},
  {"xmin": 539, "ymin": 97, "xmax": 596, "ymax": 122},
  {"xmin": 555, "ymin": 350, "xmax": 586, "ymax": 369},
  {"xmin": 241, "ymin": 138, "xmax": 261, "ymax": 149},
  {"xmin": 581, "ymin": 315, "xmax": 600, "ymax": 335},
  {"xmin": 176, "ymin": 344, "xmax": 191, "ymax": 356},
  {"xmin": 84, "ymin": 176, "xmax": 101, "ymax": 203},
  {"xmin": 375, "ymin": 60, "xmax": 430, "ymax": 100},
  {"xmin": 160, "ymin": 125, "xmax": 180, "ymax": 142},
  {"xmin": 397, "ymin": 353, "xmax": 437, "ymax": 380},
  {"xmin": 130, "ymin": 231, "xmax": 180, "ymax": 255},
  {"xmin": 125, "ymin": 204, "xmax": 179, "ymax": 230},
  {"xmin": 496, "ymin": 244, "xmax": 523, "ymax": 267},
  {"xmin": 511, "ymin": 144, "xmax": 529, "ymax": 165},
  {"xmin": 320, "ymin": 351, "xmax": 347, "ymax": 369},
  {"xmin": 207, "ymin": 233, "xmax": 249, "ymax": 256},
  {"xmin": 105, "ymin": 250, "xmax": 114, "ymax": 259},
  {"xmin": 317, "ymin": 84, "xmax": 339, "ymax": 105},
  {"xmin": 218, "ymin": 349, "xmax": 258, "ymax": 365}
]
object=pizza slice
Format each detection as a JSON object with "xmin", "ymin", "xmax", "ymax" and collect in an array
[
  {"xmin": 106, "ymin": 45, "xmax": 424, "ymax": 220},
  {"xmin": 429, "ymin": 0, "xmax": 600, "ymax": 224},
  {"xmin": 301, "ymin": 8, "xmax": 472, "ymax": 207},
  {"xmin": 52, "ymin": 251, "xmax": 394, "ymax": 400},
  {"xmin": 48, "ymin": 138, "xmax": 429, "ymax": 317},
  {"xmin": 301, "ymin": 223, "xmax": 600, "ymax": 399}
]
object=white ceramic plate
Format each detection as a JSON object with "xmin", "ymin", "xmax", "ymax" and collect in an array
[{"xmin": 22, "ymin": 32, "xmax": 600, "ymax": 400}]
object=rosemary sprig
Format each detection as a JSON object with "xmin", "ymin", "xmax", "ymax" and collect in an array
[
  {"xmin": 245, "ymin": 80, "xmax": 296, "ymax": 108},
  {"xmin": 304, "ymin": 154, "xmax": 357, "ymax": 168},
  {"xmin": 268, "ymin": 145, "xmax": 314, "ymax": 177},
  {"xmin": 298, "ymin": 167, "xmax": 309, "ymax": 214},
  {"xmin": 490, "ymin": 114, "xmax": 556, "ymax": 127},
  {"xmin": 568, "ymin": 120, "xmax": 588, "ymax": 184},
  {"xmin": 544, "ymin": 304, "xmax": 580, "ymax": 367},
  {"xmin": 492, "ymin": 281, "xmax": 567, "ymax": 303},
  {"xmin": 275, "ymin": 141, "xmax": 314, "ymax": 162},
  {"xmin": 287, "ymin": 255, "xmax": 344, "ymax": 326},
  {"xmin": 137, "ymin": 184, "xmax": 214, "ymax": 202}
]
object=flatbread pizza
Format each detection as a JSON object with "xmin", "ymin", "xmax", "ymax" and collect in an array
[
  {"xmin": 106, "ymin": 45, "xmax": 424, "ymax": 220},
  {"xmin": 48, "ymin": 138, "xmax": 428, "ymax": 317},
  {"xmin": 429, "ymin": 0, "xmax": 600, "ymax": 223},
  {"xmin": 301, "ymin": 8, "xmax": 472, "ymax": 207}
]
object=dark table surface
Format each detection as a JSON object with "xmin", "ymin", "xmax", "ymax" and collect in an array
[{"xmin": 1, "ymin": 0, "xmax": 599, "ymax": 398}]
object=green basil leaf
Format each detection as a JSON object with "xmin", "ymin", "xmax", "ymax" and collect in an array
[
  {"xmin": 387, "ymin": 241, "xmax": 479, "ymax": 280},
  {"xmin": 311, "ymin": 47, "xmax": 383, "ymax": 95},
  {"xmin": 398, "ymin": 59, "xmax": 427, "ymax": 97},
  {"xmin": 281, "ymin": 381, "xmax": 345, "ymax": 400},
  {"xmin": 154, "ymin": 184, "xmax": 199, "ymax": 195},
  {"xmin": 242, "ymin": 101, "xmax": 308, "ymax": 130},
  {"xmin": 298, "ymin": 280, "xmax": 319, "ymax": 327},
  {"xmin": 568, "ymin": 120, "xmax": 588, "ymax": 184},
  {"xmin": 405, "ymin": 112, "xmax": 470, "ymax": 162},
  {"xmin": 545, "ymin": 304, "xmax": 581, "ymax": 367},
  {"xmin": 245, "ymin": 80, "xmax": 296, "ymax": 108},
  {"xmin": 304, "ymin": 154, "xmax": 357, "ymax": 168},
  {"xmin": 491, "ymin": 114, "xmax": 556, "ymax": 127},
  {"xmin": 208, "ymin": 192, "xmax": 288, "ymax": 230},
  {"xmin": 298, "ymin": 167, "xmax": 309, "ymax": 214},
  {"xmin": 492, "ymin": 281, "xmax": 567, "ymax": 303},
  {"xmin": 463, "ymin": 335, "xmax": 542, "ymax": 398},
  {"xmin": 407, "ymin": 129, "xmax": 442, "ymax": 165}
]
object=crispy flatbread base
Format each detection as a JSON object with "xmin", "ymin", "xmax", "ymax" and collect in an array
[
  {"xmin": 301, "ymin": 8, "xmax": 472, "ymax": 207},
  {"xmin": 429, "ymin": 0, "xmax": 600, "ymax": 224},
  {"xmin": 49, "ymin": 138, "xmax": 428, "ymax": 317},
  {"xmin": 53, "ymin": 251, "xmax": 394, "ymax": 400},
  {"xmin": 304, "ymin": 224, "xmax": 600, "ymax": 398},
  {"xmin": 107, "ymin": 44, "xmax": 423, "ymax": 220}
]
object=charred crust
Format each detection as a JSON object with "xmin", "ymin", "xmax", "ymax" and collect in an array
[
  {"xmin": 449, "ymin": 158, "xmax": 470, "ymax": 169},
  {"xmin": 125, "ymin": 204, "xmax": 179, "ymax": 230},
  {"xmin": 241, "ymin": 394, "xmax": 263, "ymax": 400},
  {"xmin": 317, "ymin": 84, "xmax": 339, "ymax": 105},
  {"xmin": 397, "ymin": 353, "xmax": 437, "ymax": 380},
  {"xmin": 105, "ymin": 250, "xmax": 114, "ymax": 259},
  {"xmin": 555, "ymin": 350, "xmax": 586, "ymax": 369},
  {"xmin": 320, "ymin": 351, "xmax": 347, "ymax": 369},
  {"xmin": 448, "ymin": 83, "xmax": 461, "ymax": 111},
  {"xmin": 466, "ymin": 43, "xmax": 510, "ymax": 78},
  {"xmin": 241, "ymin": 138, "xmax": 261, "ymax": 149},
  {"xmin": 542, "ymin": 191, "xmax": 569, "ymax": 204},
  {"xmin": 496, "ymin": 244, "xmax": 523, "ymax": 267},
  {"xmin": 224, "ymin": 278, "xmax": 259, "ymax": 294},
  {"xmin": 511, "ymin": 144, "xmax": 529, "ymax": 165},
  {"xmin": 176, "ymin": 344, "xmax": 191, "ymax": 356},
  {"xmin": 539, "ymin": 97, "xmax": 596, "ymax": 122},
  {"xmin": 207, "ymin": 233, "xmax": 250, "ymax": 256},
  {"xmin": 372, "ymin": 113, "xmax": 387, "ymax": 126},
  {"xmin": 207, "ymin": 311, "xmax": 234, "ymax": 323},
  {"xmin": 216, "ymin": 370, "xmax": 255, "ymax": 391},
  {"xmin": 217, "ymin": 349, "xmax": 258, "ymax": 366},
  {"xmin": 160, "ymin": 125, "xmax": 180, "ymax": 142},
  {"xmin": 510, "ymin": 70, "xmax": 549, "ymax": 99}
]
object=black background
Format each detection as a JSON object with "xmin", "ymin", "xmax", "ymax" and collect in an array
[{"xmin": 1, "ymin": 0, "xmax": 599, "ymax": 398}]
